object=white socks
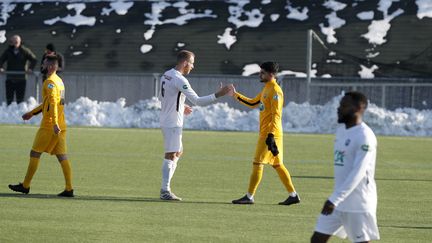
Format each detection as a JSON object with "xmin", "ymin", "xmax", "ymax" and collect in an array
[
  {"xmin": 289, "ymin": 192, "xmax": 297, "ymax": 197},
  {"xmin": 246, "ymin": 192, "xmax": 254, "ymax": 200},
  {"xmin": 161, "ymin": 158, "xmax": 179, "ymax": 192}
]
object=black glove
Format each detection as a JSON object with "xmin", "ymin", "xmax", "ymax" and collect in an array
[{"xmin": 265, "ymin": 133, "xmax": 279, "ymax": 156}]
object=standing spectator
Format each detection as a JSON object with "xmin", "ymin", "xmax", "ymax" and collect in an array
[
  {"xmin": 0, "ymin": 35, "xmax": 37, "ymax": 105},
  {"xmin": 40, "ymin": 43, "xmax": 65, "ymax": 80}
]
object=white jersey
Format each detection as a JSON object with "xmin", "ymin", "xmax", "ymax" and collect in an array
[
  {"xmin": 159, "ymin": 68, "xmax": 217, "ymax": 128},
  {"xmin": 329, "ymin": 122, "xmax": 378, "ymax": 213}
]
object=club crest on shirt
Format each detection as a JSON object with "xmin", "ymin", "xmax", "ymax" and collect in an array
[
  {"xmin": 361, "ymin": 144, "xmax": 370, "ymax": 152},
  {"xmin": 345, "ymin": 139, "xmax": 351, "ymax": 146},
  {"xmin": 273, "ymin": 95, "xmax": 279, "ymax": 100},
  {"xmin": 47, "ymin": 83, "xmax": 55, "ymax": 89},
  {"xmin": 334, "ymin": 150, "xmax": 345, "ymax": 166},
  {"xmin": 259, "ymin": 102, "xmax": 265, "ymax": 111},
  {"xmin": 183, "ymin": 85, "xmax": 188, "ymax": 90}
]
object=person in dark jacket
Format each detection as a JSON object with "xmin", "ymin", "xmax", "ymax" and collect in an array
[
  {"xmin": 0, "ymin": 35, "xmax": 37, "ymax": 105},
  {"xmin": 40, "ymin": 43, "xmax": 65, "ymax": 80}
]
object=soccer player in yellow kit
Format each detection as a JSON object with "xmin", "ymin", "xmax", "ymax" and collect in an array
[
  {"xmin": 8, "ymin": 55, "xmax": 74, "ymax": 197},
  {"xmin": 231, "ymin": 62, "xmax": 300, "ymax": 205}
]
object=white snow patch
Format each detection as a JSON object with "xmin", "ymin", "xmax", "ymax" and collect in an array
[
  {"xmin": 140, "ymin": 44, "xmax": 152, "ymax": 54},
  {"xmin": 44, "ymin": 3, "xmax": 96, "ymax": 27},
  {"xmin": 321, "ymin": 74, "xmax": 332, "ymax": 78},
  {"xmin": 323, "ymin": 0, "xmax": 347, "ymax": 11},
  {"xmin": 326, "ymin": 59, "xmax": 343, "ymax": 64},
  {"xmin": 416, "ymin": 0, "xmax": 432, "ymax": 19},
  {"xmin": 217, "ymin": 27, "xmax": 237, "ymax": 50},
  {"xmin": 270, "ymin": 14, "xmax": 280, "ymax": 22},
  {"xmin": 242, "ymin": 63, "xmax": 260, "ymax": 76},
  {"xmin": 72, "ymin": 51, "xmax": 83, "ymax": 56},
  {"xmin": 261, "ymin": 0, "xmax": 271, "ymax": 4},
  {"xmin": 319, "ymin": 11, "xmax": 346, "ymax": 44},
  {"xmin": 227, "ymin": 0, "xmax": 265, "ymax": 28},
  {"xmin": 177, "ymin": 42, "xmax": 185, "ymax": 47},
  {"xmin": 101, "ymin": 1, "xmax": 134, "ymax": 16},
  {"xmin": 286, "ymin": 5, "xmax": 309, "ymax": 21},
  {"xmin": 144, "ymin": 1, "xmax": 216, "ymax": 41},
  {"xmin": 2, "ymin": 96, "xmax": 431, "ymax": 137},
  {"xmin": 23, "ymin": 3, "xmax": 32, "ymax": 11},
  {"xmin": 0, "ymin": 30, "xmax": 6, "ymax": 43},
  {"xmin": 116, "ymin": 28, "xmax": 121, "ymax": 34},
  {"xmin": 357, "ymin": 11, "xmax": 374, "ymax": 20},
  {"xmin": 362, "ymin": 0, "xmax": 404, "ymax": 45},
  {"xmin": 0, "ymin": 3, "xmax": 16, "ymax": 26},
  {"xmin": 358, "ymin": 64, "xmax": 378, "ymax": 78},
  {"xmin": 366, "ymin": 52, "xmax": 380, "ymax": 58}
]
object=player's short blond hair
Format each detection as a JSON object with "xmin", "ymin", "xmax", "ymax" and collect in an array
[{"xmin": 177, "ymin": 50, "xmax": 195, "ymax": 63}]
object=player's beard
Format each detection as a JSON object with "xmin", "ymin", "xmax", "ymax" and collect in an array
[{"xmin": 337, "ymin": 113, "xmax": 356, "ymax": 124}]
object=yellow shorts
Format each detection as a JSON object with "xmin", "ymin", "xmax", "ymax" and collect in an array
[
  {"xmin": 253, "ymin": 136, "xmax": 283, "ymax": 165},
  {"xmin": 32, "ymin": 128, "xmax": 67, "ymax": 155}
]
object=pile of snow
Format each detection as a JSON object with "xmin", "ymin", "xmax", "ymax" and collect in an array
[
  {"xmin": 416, "ymin": 0, "xmax": 432, "ymax": 19},
  {"xmin": 217, "ymin": 27, "xmax": 237, "ymax": 50},
  {"xmin": 1, "ymin": 96, "xmax": 431, "ymax": 137},
  {"xmin": 44, "ymin": 3, "xmax": 96, "ymax": 27},
  {"xmin": 319, "ymin": 0, "xmax": 347, "ymax": 44},
  {"xmin": 286, "ymin": 5, "xmax": 308, "ymax": 21}
]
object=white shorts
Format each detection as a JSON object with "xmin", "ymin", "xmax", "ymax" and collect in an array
[
  {"xmin": 161, "ymin": 127, "xmax": 183, "ymax": 153},
  {"xmin": 314, "ymin": 210, "xmax": 380, "ymax": 242}
]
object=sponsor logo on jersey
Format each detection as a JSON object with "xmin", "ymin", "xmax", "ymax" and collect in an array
[
  {"xmin": 334, "ymin": 150, "xmax": 345, "ymax": 166},
  {"xmin": 361, "ymin": 144, "xmax": 370, "ymax": 152},
  {"xmin": 259, "ymin": 102, "xmax": 265, "ymax": 111},
  {"xmin": 47, "ymin": 83, "xmax": 55, "ymax": 89},
  {"xmin": 345, "ymin": 139, "xmax": 351, "ymax": 146},
  {"xmin": 183, "ymin": 84, "xmax": 188, "ymax": 90},
  {"xmin": 273, "ymin": 95, "xmax": 279, "ymax": 100}
]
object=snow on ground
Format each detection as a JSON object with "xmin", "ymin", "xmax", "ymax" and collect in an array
[
  {"xmin": 416, "ymin": 0, "xmax": 432, "ymax": 19},
  {"xmin": 1, "ymin": 96, "xmax": 431, "ymax": 137},
  {"xmin": 358, "ymin": 64, "xmax": 378, "ymax": 78},
  {"xmin": 0, "ymin": 30, "xmax": 6, "ymax": 43},
  {"xmin": 140, "ymin": 44, "xmax": 152, "ymax": 54},
  {"xmin": 44, "ymin": 3, "xmax": 96, "ymax": 27},
  {"xmin": 217, "ymin": 27, "xmax": 237, "ymax": 50},
  {"xmin": 227, "ymin": 0, "xmax": 264, "ymax": 28}
]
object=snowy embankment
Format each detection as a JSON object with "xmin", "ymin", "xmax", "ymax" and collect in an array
[{"xmin": 0, "ymin": 96, "xmax": 431, "ymax": 137}]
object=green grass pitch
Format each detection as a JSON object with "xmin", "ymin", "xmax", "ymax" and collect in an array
[{"xmin": 0, "ymin": 125, "xmax": 431, "ymax": 242}]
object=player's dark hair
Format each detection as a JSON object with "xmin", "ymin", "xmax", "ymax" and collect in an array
[
  {"xmin": 46, "ymin": 43, "xmax": 56, "ymax": 52},
  {"xmin": 45, "ymin": 54, "xmax": 59, "ymax": 65},
  {"xmin": 260, "ymin": 62, "xmax": 279, "ymax": 74},
  {"xmin": 177, "ymin": 50, "xmax": 194, "ymax": 63},
  {"xmin": 345, "ymin": 91, "xmax": 368, "ymax": 109}
]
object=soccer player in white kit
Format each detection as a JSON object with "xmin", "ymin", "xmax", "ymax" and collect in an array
[
  {"xmin": 158, "ymin": 50, "xmax": 233, "ymax": 201},
  {"xmin": 311, "ymin": 92, "xmax": 380, "ymax": 243}
]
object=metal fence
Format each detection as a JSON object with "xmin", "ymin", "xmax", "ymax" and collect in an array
[{"xmin": 1, "ymin": 72, "xmax": 431, "ymax": 110}]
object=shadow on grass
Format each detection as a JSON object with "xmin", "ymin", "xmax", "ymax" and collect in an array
[
  {"xmin": 293, "ymin": 175, "xmax": 432, "ymax": 182},
  {"xmin": 379, "ymin": 225, "xmax": 432, "ymax": 230},
  {"xmin": 0, "ymin": 192, "xmax": 234, "ymax": 205}
]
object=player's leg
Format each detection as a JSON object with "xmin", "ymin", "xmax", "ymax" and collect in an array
[
  {"xmin": 160, "ymin": 127, "xmax": 182, "ymax": 201},
  {"xmin": 273, "ymin": 163, "xmax": 300, "ymax": 205},
  {"xmin": 9, "ymin": 150, "xmax": 41, "ymax": 194},
  {"xmin": 232, "ymin": 139, "xmax": 267, "ymax": 204},
  {"xmin": 53, "ymin": 131, "xmax": 74, "ymax": 197},
  {"xmin": 15, "ymin": 79, "xmax": 26, "ymax": 104},
  {"xmin": 5, "ymin": 79, "xmax": 14, "ymax": 105},
  {"xmin": 310, "ymin": 232, "xmax": 332, "ymax": 243}
]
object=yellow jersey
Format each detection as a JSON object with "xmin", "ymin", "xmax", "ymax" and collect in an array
[
  {"xmin": 30, "ymin": 72, "xmax": 66, "ymax": 130},
  {"xmin": 234, "ymin": 79, "xmax": 283, "ymax": 137}
]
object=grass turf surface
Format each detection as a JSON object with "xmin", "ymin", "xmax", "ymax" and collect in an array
[{"xmin": 0, "ymin": 125, "xmax": 431, "ymax": 242}]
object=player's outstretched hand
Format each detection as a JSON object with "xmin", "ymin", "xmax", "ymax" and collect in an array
[
  {"xmin": 22, "ymin": 112, "xmax": 33, "ymax": 120},
  {"xmin": 321, "ymin": 200, "xmax": 335, "ymax": 215},
  {"xmin": 265, "ymin": 133, "xmax": 279, "ymax": 156},
  {"xmin": 215, "ymin": 83, "xmax": 234, "ymax": 98},
  {"xmin": 184, "ymin": 104, "xmax": 193, "ymax": 116},
  {"xmin": 227, "ymin": 84, "xmax": 236, "ymax": 96}
]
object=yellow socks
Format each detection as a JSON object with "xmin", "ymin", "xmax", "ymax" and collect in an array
[
  {"xmin": 247, "ymin": 163, "xmax": 264, "ymax": 196},
  {"xmin": 274, "ymin": 164, "xmax": 296, "ymax": 193},
  {"xmin": 60, "ymin": 160, "xmax": 73, "ymax": 191},
  {"xmin": 23, "ymin": 157, "xmax": 40, "ymax": 189}
]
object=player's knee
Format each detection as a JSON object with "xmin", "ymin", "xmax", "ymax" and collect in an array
[
  {"xmin": 165, "ymin": 152, "xmax": 176, "ymax": 160},
  {"xmin": 56, "ymin": 154, "xmax": 67, "ymax": 162},
  {"xmin": 175, "ymin": 151, "xmax": 183, "ymax": 158},
  {"xmin": 30, "ymin": 150, "xmax": 41, "ymax": 158}
]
